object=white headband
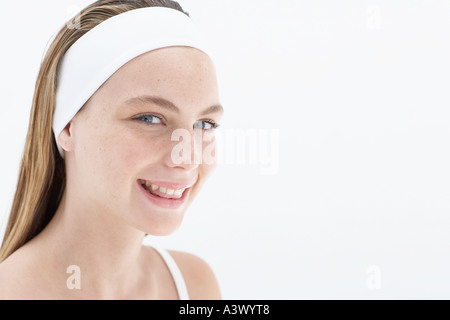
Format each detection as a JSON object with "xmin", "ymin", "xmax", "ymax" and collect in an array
[{"xmin": 53, "ymin": 7, "xmax": 210, "ymax": 157}]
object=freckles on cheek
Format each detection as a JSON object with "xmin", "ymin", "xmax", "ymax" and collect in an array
[
  {"xmin": 112, "ymin": 138, "xmax": 142, "ymax": 171},
  {"xmin": 96, "ymin": 132, "xmax": 141, "ymax": 176},
  {"xmin": 104, "ymin": 131, "xmax": 163, "ymax": 178}
]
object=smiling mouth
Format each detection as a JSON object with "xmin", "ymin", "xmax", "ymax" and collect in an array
[{"xmin": 139, "ymin": 179, "xmax": 189, "ymax": 200}]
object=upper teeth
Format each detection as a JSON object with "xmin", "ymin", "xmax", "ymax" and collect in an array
[{"xmin": 143, "ymin": 180, "xmax": 186, "ymax": 196}]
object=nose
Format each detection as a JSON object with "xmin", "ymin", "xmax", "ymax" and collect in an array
[{"xmin": 165, "ymin": 128, "xmax": 203, "ymax": 170}]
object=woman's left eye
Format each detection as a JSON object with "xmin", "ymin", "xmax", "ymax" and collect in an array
[{"xmin": 194, "ymin": 120, "xmax": 220, "ymax": 131}]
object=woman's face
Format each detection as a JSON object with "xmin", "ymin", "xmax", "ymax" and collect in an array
[{"xmin": 65, "ymin": 47, "xmax": 223, "ymax": 235}]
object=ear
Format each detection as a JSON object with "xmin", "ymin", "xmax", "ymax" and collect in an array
[{"xmin": 57, "ymin": 121, "xmax": 76, "ymax": 153}]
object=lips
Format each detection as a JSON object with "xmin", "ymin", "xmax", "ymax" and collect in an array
[
  {"xmin": 139, "ymin": 180, "xmax": 185, "ymax": 199},
  {"xmin": 138, "ymin": 179, "xmax": 195, "ymax": 199},
  {"xmin": 137, "ymin": 180, "xmax": 191, "ymax": 210}
]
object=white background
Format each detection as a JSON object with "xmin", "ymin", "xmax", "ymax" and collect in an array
[{"xmin": 1, "ymin": 0, "xmax": 450, "ymax": 299}]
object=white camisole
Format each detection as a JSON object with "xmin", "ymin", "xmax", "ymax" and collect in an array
[{"xmin": 151, "ymin": 245, "xmax": 190, "ymax": 300}]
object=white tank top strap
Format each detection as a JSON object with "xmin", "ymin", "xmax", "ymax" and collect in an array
[{"xmin": 151, "ymin": 245, "xmax": 190, "ymax": 300}]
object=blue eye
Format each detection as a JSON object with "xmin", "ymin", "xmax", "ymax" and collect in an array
[
  {"xmin": 135, "ymin": 114, "xmax": 163, "ymax": 124},
  {"xmin": 194, "ymin": 120, "xmax": 220, "ymax": 131}
]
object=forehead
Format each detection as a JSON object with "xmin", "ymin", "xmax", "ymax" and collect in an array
[{"xmin": 103, "ymin": 47, "xmax": 218, "ymax": 98}]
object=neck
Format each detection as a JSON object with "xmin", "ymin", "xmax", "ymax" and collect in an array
[{"xmin": 28, "ymin": 189, "xmax": 150, "ymax": 299}]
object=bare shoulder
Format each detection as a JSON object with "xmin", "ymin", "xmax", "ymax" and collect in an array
[
  {"xmin": 0, "ymin": 257, "xmax": 26, "ymax": 299},
  {"xmin": 168, "ymin": 250, "xmax": 221, "ymax": 300},
  {"xmin": 0, "ymin": 247, "xmax": 54, "ymax": 300},
  {"xmin": 0, "ymin": 262, "xmax": 10, "ymax": 299}
]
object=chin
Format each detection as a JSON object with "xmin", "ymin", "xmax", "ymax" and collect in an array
[
  {"xmin": 145, "ymin": 219, "xmax": 184, "ymax": 236},
  {"xmin": 129, "ymin": 208, "xmax": 185, "ymax": 236}
]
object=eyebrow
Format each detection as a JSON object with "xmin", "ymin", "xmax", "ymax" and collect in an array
[{"xmin": 124, "ymin": 95, "xmax": 224, "ymax": 117}]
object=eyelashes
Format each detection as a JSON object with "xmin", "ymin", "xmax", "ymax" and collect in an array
[
  {"xmin": 194, "ymin": 120, "xmax": 220, "ymax": 130},
  {"xmin": 133, "ymin": 114, "xmax": 220, "ymax": 131},
  {"xmin": 134, "ymin": 114, "xmax": 162, "ymax": 125}
]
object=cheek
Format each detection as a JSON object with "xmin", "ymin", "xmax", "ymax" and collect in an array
[
  {"xmin": 84, "ymin": 126, "xmax": 153, "ymax": 193},
  {"xmin": 99, "ymin": 130, "xmax": 163, "ymax": 179}
]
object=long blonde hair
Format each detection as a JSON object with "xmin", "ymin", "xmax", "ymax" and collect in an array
[{"xmin": 0, "ymin": 0, "xmax": 187, "ymax": 262}]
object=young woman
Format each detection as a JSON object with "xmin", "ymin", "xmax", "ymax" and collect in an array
[{"xmin": 0, "ymin": 0, "xmax": 223, "ymax": 299}]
